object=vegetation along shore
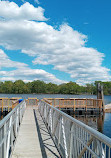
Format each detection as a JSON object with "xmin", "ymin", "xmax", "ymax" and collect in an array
[{"xmin": 0, "ymin": 80, "xmax": 111, "ymax": 95}]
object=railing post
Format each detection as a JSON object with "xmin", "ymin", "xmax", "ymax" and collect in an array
[
  {"xmin": 3, "ymin": 123, "xmax": 6, "ymax": 158},
  {"xmin": 69, "ymin": 124, "xmax": 74, "ymax": 158},
  {"xmin": 11, "ymin": 122, "xmax": 14, "ymax": 151},
  {"xmin": 15, "ymin": 109, "xmax": 19, "ymax": 137},
  {"xmin": 8, "ymin": 99, "xmax": 10, "ymax": 112},
  {"xmin": 0, "ymin": 127, "xmax": 2, "ymax": 158},
  {"xmin": 97, "ymin": 83, "xmax": 105, "ymax": 112},
  {"xmin": 6, "ymin": 116, "xmax": 12, "ymax": 158},
  {"xmin": 74, "ymin": 125, "xmax": 77, "ymax": 158},
  {"xmin": 49, "ymin": 109, "xmax": 53, "ymax": 132},
  {"xmin": 54, "ymin": 99, "xmax": 55, "ymax": 107},
  {"xmin": 58, "ymin": 116, "xmax": 62, "ymax": 146},
  {"xmin": 59, "ymin": 99, "xmax": 60, "ymax": 110},
  {"xmin": 74, "ymin": 99, "xmax": 75, "ymax": 112},
  {"xmin": 61, "ymin": 117, "xmax": 68, "ymax": 158},
  {"xmin": 2, "ymin": 99, "xmax": 3, "ymax": 113},
  {"xmin": 86, "ymin": 99, "xmax": 87, "ymax": 112}
]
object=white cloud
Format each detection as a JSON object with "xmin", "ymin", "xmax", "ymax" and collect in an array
[
  {"xmin": 0, "ymin": 2, "xmax": 110, "ymax": 84},
  {"xmin": 0, "ymin": 49, "xmax": 65, "ymax": 84},
  {"xmin": 0, "ymin": 1, "xmax": 47, "ymax": 21},
  {"xmin": 4, "ymin": 68, "xmax": 66, "ymax": 84},
  {"xmin": 0, "ymin": 49, "xmax": 27, "ymax": 68},
  {"xmin": 34, "ymin": 0, "xmax": 40, "ymax": 4},
  {"xmin": 0, "ymin": 68, "xmax": 66, "ymax": 84}
]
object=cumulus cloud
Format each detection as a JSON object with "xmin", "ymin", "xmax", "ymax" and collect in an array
[
  {"xmin": 0, "ymin": 1, "xmax": 110, "ymax": 84},
  {"xmin": 0, "ymin": 1, "xmax": 47, "ymax": 21},
  {"xmin": 0, "ymin": 68, "xmax": 66, "ymax": 84},
  {"xmin": 0, "ymin": 49, "xmax": 65, "ymax": 84},
  {"xmin": 2, "ymin": 68, "xmax": 65, "ymax": 84},
  {"xmin": 0, "ymin": 49, "xmax": 27, "ymax": 68}
]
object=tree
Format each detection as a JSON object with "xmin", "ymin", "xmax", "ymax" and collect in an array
[
  {"xmin": 13, "ymin": 80, "xmax": 28, "ymax": 94},
  {"xmin": 86, "ymin": 83, "xmax": 96, "ymax": 95},
  {"xmin": 31, "ymin": 80, "xmax": 47, "ymax": 93},
  {"xmin": 2, "ymin": 81, "xmax": 13, "ymax": 93},
  {"xmin": 0, "ymin": 81, "xmax": 3, "ymax": 93},
  {"xmin": 46, "ymin": 83, "xmax": 59, "ymax": 94}
]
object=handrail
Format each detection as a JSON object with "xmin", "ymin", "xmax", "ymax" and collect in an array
[
  {"xmin": 0, "ymin": 98, "xmax": 22, "ymax": 112},
  {"xmin": 26, "ymin": 98, "xmax": 38, "ymax": 106},
  {"xmin": 0, "ymin": 100, "xmax": 24, "ymax": 127},
  {"xmin": 42, "ymin": 98, "xmax": 52, "ymax": 105},
  {"xmin": 38, "ymin": 100, "xmax": 111, "ymax": 158},
  {"xmin": 44, "ymin": 98, "xmax": 103, "ymax": 113},
  {"xmin": 0, "ymin": 100, "xmax": 26, "ymax": 158}
]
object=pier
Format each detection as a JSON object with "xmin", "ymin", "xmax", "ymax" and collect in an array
[
  {"xmin": 0, "ymin": 98, "xmax": 22, "ymax": 113},
  {"xmin": 0, "ymin": 98, "xmax": 111, "ymax": 158},
  {"xmin": 43, "ymin": 98, "xmax": 104, "ymax": 114}
]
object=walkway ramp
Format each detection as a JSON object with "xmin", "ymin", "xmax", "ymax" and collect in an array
[{"xmin": 11, "ymin": 106, "xmax": 60, "ymax": 158}]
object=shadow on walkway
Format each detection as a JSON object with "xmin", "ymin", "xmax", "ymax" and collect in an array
[{"xmin": 33, "ymin": 109, "xmax": 61, "ymax": 158}]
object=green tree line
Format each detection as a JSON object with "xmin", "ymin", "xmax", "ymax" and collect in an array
[{"xmin": 0, "ymin": 80, "xmax": 111, "ymax": 95}]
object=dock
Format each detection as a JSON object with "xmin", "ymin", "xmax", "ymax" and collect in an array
[
  {"xmin": 43, "ymin": 98, "xmax": 104, "ymax": 114},
  {"xmin": 0, "ymin": 98, "xmax": 22, "ymax": 113},
  {"xmin": 0, "ymin": 98, "xmax": 111, "ymax": 158}
]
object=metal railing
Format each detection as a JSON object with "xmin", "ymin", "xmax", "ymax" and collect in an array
[
  {"xmin": 0, "ymin": 100, "xmax": 26, "ymax": 158},
  {"xmin": 38, "ymin": 100, "xmax": 111, "ymax": 158}
]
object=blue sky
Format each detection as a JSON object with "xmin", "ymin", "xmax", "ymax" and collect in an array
[{"xmin": 0, "ymin": 0, "xmax": 110, "ymax": 84}]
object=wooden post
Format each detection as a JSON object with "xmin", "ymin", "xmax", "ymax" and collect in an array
[
  {"xmin": 97, "ymin": 113, "xmax": 105, "ymax": 133},
  {"xmin": 2, "ymin": 99, "xmax": 3, "ymax": 113},
  {"xmin": 74, "ymin": 99, "xmax": 75, "ymax": 112},
  {"xmin": 36, "ymin": 99, "xmax": 38, "ymax": 106},
  {"xmin": 8, "ymin": 99, "xmax": 9, "ymax": 112},
  {"xmin": 86, "ymin": 99, "xmax": 87, "ymax": 112},
  {"xmin": 28, "ymin": 98, "xmax": 29, "ymax": 106},
  {"xmin": 59, "ymin": 99, "xmax": 60, "ymax": 110},
  {"xmin": 54, "ymin": 99, "xmax": 55, "ymax": 107},
  {"xmin": 97, "ymin": 83, "xmax": 105, "ymax": 112}
]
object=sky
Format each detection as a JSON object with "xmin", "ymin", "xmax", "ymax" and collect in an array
[{"xmin": 0, "ymin": 0, "xmax": 111, "ymax": 85}]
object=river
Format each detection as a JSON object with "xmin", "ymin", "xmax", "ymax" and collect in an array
[{"xmin": 0, "ymin": 94, "xmax": 111, "ymax": 138}]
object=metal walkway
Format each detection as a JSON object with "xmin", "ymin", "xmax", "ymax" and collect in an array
[
  {"xmin": 11, "ymin": 106, "xmax": 60, "ymax": 158},
  {"xmin": 1, "ymin": 100, "xmax": 111, "ymax": 158}
]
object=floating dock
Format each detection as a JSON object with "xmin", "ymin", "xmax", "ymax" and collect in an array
[
  {"xmin": 0, "ymin": 98, "xmax": 21, "ymax": 113},
  {"xmin": 43, "ymin": 98, "xmax": 104, "ymax": 114}
]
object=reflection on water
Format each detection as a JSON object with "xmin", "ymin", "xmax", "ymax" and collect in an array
[
  {"xmin": 0, "ymin": 114, "xmax": 3, "ymax": 120},
  {"xmin": 64, "ymin": 110, "xmax": 105, "ymax": 132},
  {"xmin": 0, "ymin": 112, "xmax": 8, "ymax": 121},
  {"xmin": 103, "ymin": 113, "xmax": 111, "ymax": 138},
  {"xmin": 64, "ymin": 111, "xmax": 111, "ymax": 138},
  {"xmin": 73, "ymin": 114, "xmax": 105, "ymax": 133}
]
